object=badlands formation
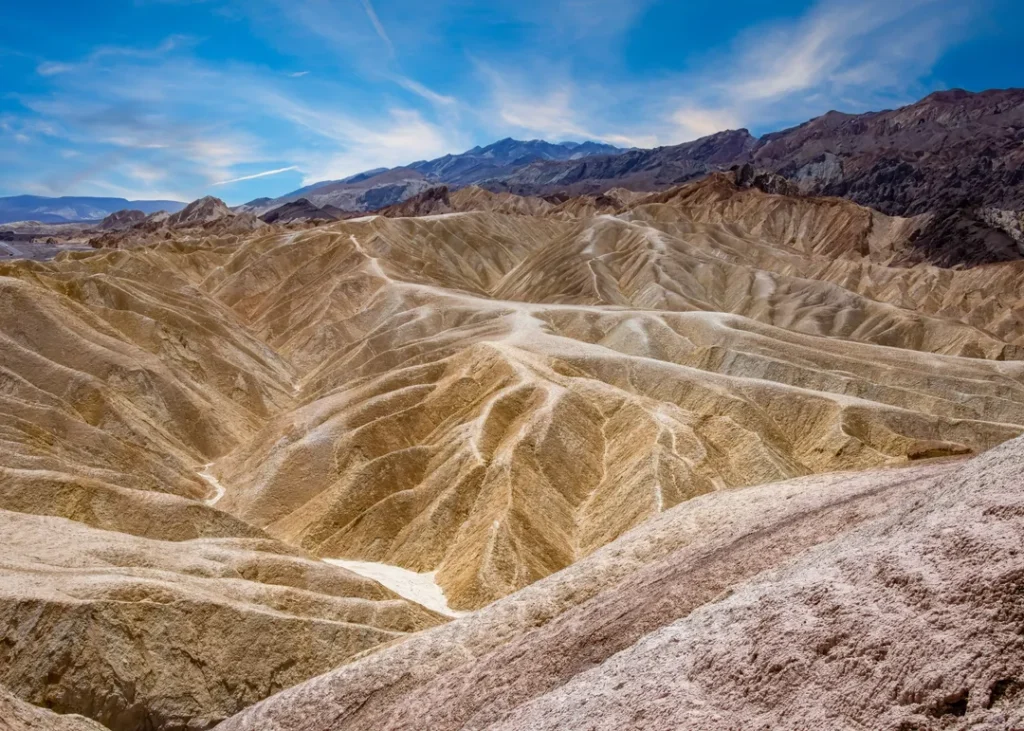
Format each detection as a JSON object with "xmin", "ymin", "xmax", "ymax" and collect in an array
[{"xmin": 1, "ymin": 171, "xmax": 1024, "ymax": 728}]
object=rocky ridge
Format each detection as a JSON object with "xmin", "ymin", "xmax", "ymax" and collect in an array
[{"xmin": 219, "ymin": 436, "xmax": 1024, "ymax": 730}]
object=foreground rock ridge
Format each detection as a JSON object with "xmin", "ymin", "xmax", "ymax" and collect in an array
[
  {"xmin": 218, "ymin": 436, "xmax": 1024, "ymax": 730},
  {"xmin": 1, "ymin": 171, "xmax": 1023, "ymax": 729}
]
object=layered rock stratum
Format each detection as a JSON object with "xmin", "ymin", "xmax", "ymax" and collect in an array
[{"xmin": 2, "ymin": 170, "xmax": 1024, "ymax": 728}]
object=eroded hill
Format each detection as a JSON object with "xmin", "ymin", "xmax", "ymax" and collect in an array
[{"xmin": 2, "ymin": 173, "xmax": 1024, "ymax": 728}]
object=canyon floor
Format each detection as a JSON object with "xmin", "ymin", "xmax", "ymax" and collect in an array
[{"xmin": 2, "ymin": 174, "xmax": 1023, "ymax": 730}]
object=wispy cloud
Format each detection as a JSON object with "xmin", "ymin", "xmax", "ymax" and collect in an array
[
  {"xmin": 475, "ymin": 0, "xmax": 980, "ymax": 145},
  {"xmin": 664, "ymin": 0, "xmax": 975, "ymax": 138},
  {"xmin": 261, "ymin": 90, "xmax": 463, "ymax": 181},
  {"xmin": 393, "ymin": 76, "xmax": 456, "ymax": 106},
  {"xmin": 476, "ymin": 64, "xmax": 658, "ymax": 147},
  {"xmin": 36, "ymin": 62, "xmax": 75, "ymax": 76},
  {"xmin": 359, "ymin": 0, "xmax": 394, "ymax": 55},
  {"xmin": 0, "ymin": 0, "xmax": 994, "ymax": 203},
  {"xmin": 7, "ymin": 31, "xmax": 466, "ymax": 197},
  {"xmin": 35, "ymin": 35, "xmax": 192, "ymax": 78},
  {"xmin": 213, "ymin": 165, "xmax": 298, "ymax": 185}
]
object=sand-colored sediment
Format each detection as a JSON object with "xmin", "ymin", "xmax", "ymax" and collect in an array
[
  {"xmin": 219, "ymin": 438, "xmax": 1024, "ymax": 730},
  {"xmin": 2, "ymin": 175, "xmax": 1024, "ymax": 727}
]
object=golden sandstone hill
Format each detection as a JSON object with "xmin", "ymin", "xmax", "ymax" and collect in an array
[{"xmin": 2, "ymin": 171, "xmax": 1024, "ymax": 729}]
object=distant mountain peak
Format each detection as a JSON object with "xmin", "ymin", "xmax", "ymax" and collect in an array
[
  {"xmin": 0, "ymin": 195, "xmax": 185, "ymax": 225},
  {"xmin": 167, "ymin": 196, "xmax": 232, "ymax": 227},
  {"xmin": 251, "ymin": 137, "xmax": 625, "ymax": 216}
]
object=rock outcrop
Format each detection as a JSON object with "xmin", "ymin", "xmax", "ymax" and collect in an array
[
  {"xmin": 90, "ymin": 195, "xmax": 265, "ymax": 249},
  {"xmin": 96, "ymin": 209, "xmax": 147, "ymax": 231},
  {"xmin": 259, "ymin": 198, "xmax": 346, "ymax": 224},
  {"xmin": 0, "ymin": 685, "xmax": 106, "ymax": 730},
  {"xmin": 217, "ymin": 435, "xmax": 1024, "ymax": 730}
]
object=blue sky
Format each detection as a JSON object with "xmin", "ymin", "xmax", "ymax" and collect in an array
[{"xmin": 1, "ymin": 0, "xmax": 1020, "ymax": 205}]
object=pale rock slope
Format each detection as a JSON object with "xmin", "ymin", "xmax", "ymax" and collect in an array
[
  {"xmin": 0, "ymin": 509, "xmax": 444, "ymax": 731},
  {"xmin": 0, "ymin": 685, "xmax": 105, "ymax": 731},
  {"xmin": 217, "ymin": 435, "xmax": 1024, "ymax": 731}
]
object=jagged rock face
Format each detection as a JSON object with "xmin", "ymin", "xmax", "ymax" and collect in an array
[
  {"xmin": 473, "ymin": 89, "xmax": 1024, "ymax": 266},
  {"xmin": 3, "ymin": 174, "xmax": 1024, "ymax": 727},
  {"xmin": 753, "ymin": 89, "xmax": 1024, "ymax": 215},
  {"xmin": 377, "ymin": 186, "xmax": 455, "ymax": 217},
  {"xmin": 1, "ymin": 685, "xmax": 106, "ymax": 730},
  {"xmin": 733, "ymin": 163, "xmax": 800, "ymax": 196},
  {"xmin": 96, "ymin": 209, "xmax": 147, "ymax": 231},
  {"xmin": 90, "ymin": 196, "xmax": 266, "ymax": 249},
  {"xmin": 259, "ymin": 198, "xmax": 345, "ymax": 224},
  {"xmin": 167, "ymin": 196, "xmax": 234, "ymax": 227},
  {"xmin": 215, "ymin": 437, "xmax": 1024, "ymax": 731},
  {"xmin": 751, "ymin": 88, "xmax": 1024, "ymax": 265}
]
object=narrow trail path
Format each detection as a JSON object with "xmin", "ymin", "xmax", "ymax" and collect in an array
[{"xmin": 197, "ymin": 464, "xmax": 227, "ymax": 506}]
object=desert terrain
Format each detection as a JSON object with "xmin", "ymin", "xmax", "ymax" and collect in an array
[{"xmin": 1, "ymin": 90, "xmax": 1023, "ymax": 730}]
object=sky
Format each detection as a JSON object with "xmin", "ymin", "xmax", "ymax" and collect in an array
[{"xmin": 0, "ymin": 0, "xmax": 1021, "ymax": 205}]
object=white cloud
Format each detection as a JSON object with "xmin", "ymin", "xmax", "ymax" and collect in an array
[
  {"xmin": 468, "ymin": 0, "xmax": 980, "ymax": 147},
  {"xmin": 275, "ymin": 102, "xmax": 463, "ymax": 182},
  {"xmin": 477, "ymin": 65, "xmax": 658, "ymax": 148},
  {"xmin": 670, "ymin": 108, "xmax": 743, "ymax": 140},
  {"xmin": 81, "ymin": 177, "xmax": 189, "ymax": 202},
  {"xmin": 4, "ymin": 0, "xmax": 987, "ymax": 202},
  {"xmin": 125, "ymin": 163, "xmax": 168, "ymax": 186},
  {"xmin": 212, "ymin": 166, "xmax": 298, "ymax": 185},
  {"xmin": 393, "ymin": 76, "xmax": 456, "ymax": 106},
  {"xmin": 663, "ymin": 0, "xmax": 973, "ymax": 139},
  {"xmin": 36, "ymin": 35, "xmax": 190, "ymax": 78},
  {"xmin": 37, "ymin": 62, "xmax": 75, "ymax": 76},
  {"xmin": 360, "ymin": 0, "xmax": 394, "ymax": 55}
]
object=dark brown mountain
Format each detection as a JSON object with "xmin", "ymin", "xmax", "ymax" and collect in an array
[
  {"xmin": 751, "ymin": 88, "xmax": 1024, "ymax": 266},
  {"xmin": 376, "ymin": 185, "xmax": 456, "ymax": 217},
  {"xmin": 259, "ymin": 198, "xmax": 347, "ymax": 224},
  {"xmin": 478, "ymin": 88, "xmax": 1024, "ymax": 267},
  {"xmin": 489, "ymin": 129, "xmax": 757, "ymax": 195},
  {"xmin": 752, "ymin": 88, "xmax": 1024, "ymax": 214},
  {"xmin": 96, "ymin": 209, "xmax": 148, "ymax": 231}
]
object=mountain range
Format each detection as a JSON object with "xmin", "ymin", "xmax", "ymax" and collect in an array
[
  {"xmin": 239, "ymin": 138, "xmax": 624, "ymax": 215},
  {"xmin": 235, "ymin": 89, "xmax": 1023, "ymax": 266},
  {"xmin": 0, "ymin": 195, "xmax": 185, "ymax": 225}
]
